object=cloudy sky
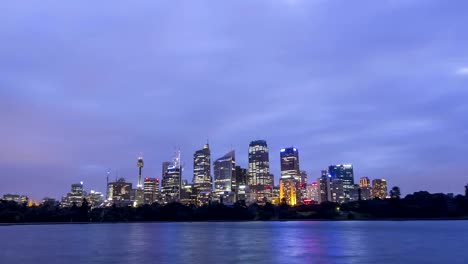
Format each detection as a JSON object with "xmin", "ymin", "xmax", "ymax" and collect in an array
[{"xmin": 1, "ymin": 0, "xmax": 467, "ymax": 200}]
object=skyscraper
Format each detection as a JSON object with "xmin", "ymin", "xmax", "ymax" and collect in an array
[
  {"xmin": 306, "ymin": 182, "xmax": 320, "ymax": 202},
  {"xmin": 280, "ymin": 147, "xmax": 301, "ymax": 203},
  {"xmin": 328, "ymin": 164, "xmax": 355, "ymax": 202},
  {"xmin": 280, "ymin": 147, "xmax": 300, "ymax": 181},
  {"xmin": 372, "ymin": 179, "xmax": 388, "ymax": 199},
  {"xmin": 359, "ymin": 177, "xmax": 371, "ymax": 188},
  {"xmin": 214, "ymin": 150, "xmax": 236, "ymax": 202},
  {"xmin": 248, "ymin": 140, "xmax": 271, "ymax": 201},
  {"xmin": 137, "ymin": 156, "xmax": 144, "ymax": 189},
  {"xmin": 300, "ymin": 170, "xmax": 308, "ymax": 185},
  {"xmin": 161, "ymin": 151, "xmax": 182, "ymax": 203},
  {"xmin": 69, "ymin": 182, "xmax": 84, "ymax": 206},
  {"xmin": 143, "ymin": 178, "xmax": 159, "ymax": 204},
  {"xmin": 193, "ymin": 143, "xmax": 212, "ymax": 193}
]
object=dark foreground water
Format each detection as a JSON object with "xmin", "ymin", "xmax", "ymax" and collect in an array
[{"xmin": 1, "ymin": 221, "xmax": 467, "ymax": 264}]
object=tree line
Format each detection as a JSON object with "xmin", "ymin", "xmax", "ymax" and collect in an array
[{"xmin": 1, "ymin": 190, "xmax": 468, "ymax": 223}]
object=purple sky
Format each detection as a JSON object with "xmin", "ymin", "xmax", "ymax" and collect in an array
[{"xmin": 1, "ymin": 1, "xmax": 468, "ymax": 200}]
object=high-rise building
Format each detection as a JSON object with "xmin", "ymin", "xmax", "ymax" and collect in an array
[
  {"xmin": 193, "ymin": 143, "xmax": 212, "ymax": 194},
  {"xmin": 359, "ymin": 177, "xmax": 371, "ymax": 188},
  {"xmin": 180, "ymin": 181, "xmax": 195, "ymax": 205},
  {"xmin": 214, "ymin": 150, "xmax": 236, "ymax": 203},
  {"xmin": 328, "ymin": 165, "xmax": 355, "ymax": 202},
  {"xmin": 161, "ymin": 152, "xmax": 182, "ymax": 203},
  {"xmin": 2, "ymin": 194, "xmax": 21, "ymax": 203},
  {"xmin": 143, "ymin": 178, "xmax": 159, "ymax": 204},
  {"xmin": 280, "ymin": 147, "xmax": 300, "ymax": 181},
  {"xmin": 280, "ymin": 177, "xmax": 297, "ymax": 205},
  {"xmin": 248, "ymin": 140, "xmax": 271, "ymax": 200},
  {"xmin": 137, "ymin": 156, "xmax": 144, "ymax": 189},
  {"xmin": 281, "ymin": 147, "xmax": 301, "ymax": 203},
  {"xmin": 107, "ymin": 178, "xmax": 132, "ymax": 202},
  {"xmin": 318, "ymin": 170, "xmax": 332, "ymax": 203},
  {"xmin": 372, "ymin": 179, "xmax": 388, "ymax": 199},
  {"xmin": 330, "ymin": 179, "xmax": 345, "ymax": 204},
  {"xmin": 86, "ymin": 190, "xmax": 104, "ymax": 208}
]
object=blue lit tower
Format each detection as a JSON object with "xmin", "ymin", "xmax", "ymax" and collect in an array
[{"xmin": 137, "ymin": 156, "xmax": 144, "ymax": 189}]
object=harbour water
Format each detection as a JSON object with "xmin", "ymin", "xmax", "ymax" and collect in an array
[{"xmin": 1, "ymin": 221, "xmax": 467, "ymax": 264}]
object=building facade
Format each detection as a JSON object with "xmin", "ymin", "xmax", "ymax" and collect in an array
[
  {"xmin": 161, "ymin": 154, "xmax": 182, "ymax": 203},
  {"xmin": 107, "ymin": 178, "xmax": 132, "ymax": 202},
  {"xmin": 248, "ymin": 140, "xmax": 271, "ymax": 201},
  {"xmin": 372, "ymin": 179, "xmax": 388, "ymax": 199},
  {"xmin": 328, "ymin": 165, "xmax": 355, "ymax": 202},
  {"xmin": 193, "ymin": 144, "xmax": 212, "ymax": 195},
  {"xmin": 214, "ymin": 150, "xmax": 236, "ymax": 203},
  {"xmin": 143, "ymin": 178, "xmax": 159, "ymax": 204}
]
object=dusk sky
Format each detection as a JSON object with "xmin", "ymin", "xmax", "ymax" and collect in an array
[{"xmin": 1, "ymin": 1, "xmax": 467, "ymax": 200}]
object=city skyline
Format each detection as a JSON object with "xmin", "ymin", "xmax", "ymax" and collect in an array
[{"xmin": 1, "ymin": 1, "xmax": 468, "ymax": 199}]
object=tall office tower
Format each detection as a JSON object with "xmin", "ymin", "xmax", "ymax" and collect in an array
[
  {"xmin": 280, "ymin": 147, "xmax": 300, "ymax": 181},
  {"xmin": 143, "ymin": 178, "xmax": 159, "ymax": 204},
  {"xmin": 372, "ymin": 179, "xmax": 388, "ymax": 199},
  {"xmin": 306, "ymin": 182, "xmax": 320, "ymax": 202},
  {"xmin": 193, "ymin": 143, "xmax": 212, "ymax": 193},
  {"xmin": 162, "ymin": 161, "xmax": 171, "ymax": 176},
  {"xmin": 107, "ymin": 178, "xmax": 132, "ymax": 202},
  {"xmin": 280, "ymin": 177, "xmax": 297, "ymax": 205},
  {"xmin": 248, "ymin": 140, "xmax": 270, "ymax": 200},
  {"xmin": 137, "ymin": 156, "xmax": 144, "ymax": 189},
  {"xmin": 301, "ymin": 170, "xmax": 308, "ymax": 184},
  {"xmin": 280, "ymin": 147, "xmax": 301, "ymax": 203},
  {"xmin": 214, "ymin": 150, "xmax": 236, "ymax": 202},
  {"xmin": 328, "ymin": 165, "xmax": 355, "ymax": 202},
  {"xmin": 359, "ymin": 177, "xmax": 371, "ymax": 188},
  {"xmin": 180, "ymin": 181, "xmax": 194, "ymax": 205},
  {"xmin": 161, "ymin": 152, "xmax": 182, "ymax": 203},
  {"xmin": 268, "ymin": 174, "xmax": 275, "ymax": 187},
  {"xmin": 318, "ymin": 170, "xmax": 332, "ymax": 203},
  {"xmin": 68, "ymin": 182, "xmax": 85, "ymax": 206}
]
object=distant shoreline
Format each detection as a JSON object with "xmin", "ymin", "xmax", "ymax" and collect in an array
[{"xmin": 2, "ymin": 218, "xmax": 468, "ymax": 226}]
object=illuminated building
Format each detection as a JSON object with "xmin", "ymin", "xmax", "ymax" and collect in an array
[
  {"xmin": 271, "ymin": 186, "xmax": 281, "ymax": 205},
  {"xmin": 248, "ymin": 140, "xmax": 271, "ymax": 201},
  {"xmin": 193, "ymin": 143, "xmax": 212, "ymax": 195},
  {"xmin": 328, "ymin": 165, "xmax": 355, "ymax": 202},
  {"xmin": 214, "ymin": 150, "xmax": 236, "ymax": 203},
  {"xmin": 359, "ymin": 177, "xmax": 371, "ymax": 188},
  {"xmin": 69, "ymin": 182, "xmax": 85, "ymax": 206},
  {"xmin": 306, "ymin": 182, "xmax": 320, "ymax": 202},
  {"xmin": 235, "ymin": 166, "xmax": 248, "ymax": 202},
  {"xmin": 319, "ymin": 170, "xmax": 332, "ymax": 203},
  {"xmin": 161, "ymin": 151, "xmax": 182, "ymax": 203},
  {"xmin": 280, "ymin": 177, "xmax": 297, "ymax": 205},
  {"xmin": 330, "ymin": 179, "xmax": 345, "ymax": 204},
  {"xmin": 107, "ymin": 178, "xmax": 132, "ymax": 202},
  {"xmin": 42, "ymin": 197, "xmax": 57, "ymax": 206},
  {"xmin": 180, "ymin": 181, "xmax": 195, "ymax": 204},
  {"xmin": 2, "ymin": 194, "xmax": 21, "ymax": 203},
  {"xmin": 280, "ymin": 147, "xmax": 301, "ymax": 202},
  {"xmin": 143, "ymin": 178, "xmax": 159, "ymax": 204},
  {"xmin": 372, "ymin": 179, "xmax": 388, "ymax": 199},
  {"xmin": 137, "ymin": 156, "xmax": 144, "ymax": 189},
  {"xmin": 86, "ymin": 191, "xmax": 104, "ymax": 208},
  {"xmin": 280, "ymin": 147, "xmax": 300, "ymax": 181}
]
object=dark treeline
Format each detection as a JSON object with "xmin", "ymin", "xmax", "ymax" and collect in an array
[{"xmin": 1, "ymin": 191, "xmax": 468, "ymax": 223}]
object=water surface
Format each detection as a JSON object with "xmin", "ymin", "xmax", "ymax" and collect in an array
[{"xmin": 1, "ymin": 221, "xmax": 467, "ymax": 264}]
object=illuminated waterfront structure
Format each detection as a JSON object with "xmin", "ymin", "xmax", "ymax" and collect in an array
[
  {"xmin": 372, "ymin": 179, "xmax": 388, "ymax": 199},
  {"xmin": 193, "ymin": 143, "xmax": 212, "ymax": 194},
  {"xmin": 137, "ymin": 156, "xmax": 144, "ymax": 189},
  {"xmin": 214, "ymin": 150, "xmax": 236, "ymax": 203},
  {"xmin": 143, "ymin": 178, "xmax": 159, "ymax": 204},
  {"xmin": 359, "ymin": 177, "xmax": 372, "ymax": 200},
  {"xmin": 328, "ymin": 164, "xmax": 355, "ymax": 202},
  {"xmin": 107, "ymin": 178, "xmax": 132, "ymax": 202},
  {"xmin": 161, "ymin": 151, "xmax": 182, "ymax": 203},
  {"xmin": 68, "ymin": 182, "xmax": 85, "ymax": 206},
  {"xmin": 280, "ymin": 176, "xmax": 297, "ymax": 205},
  {"xmin": 86, "ymin": 190, "xmax": 104, "ymax": 208},
  {"xmin": 306, "ymin": 182, "xmax": 320, "ymax": 202},
  {"xmin": 330, "ymin": 179, "xmax": 345, "ymax": 203},
  {"xmin": 248, "ymin": 140, "xmax": 271, "ymax": 201}
]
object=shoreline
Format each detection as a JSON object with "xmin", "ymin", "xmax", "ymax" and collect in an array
[{"xmin": 2, "ymin": 218, "xmax": 468, "ymax": 226}]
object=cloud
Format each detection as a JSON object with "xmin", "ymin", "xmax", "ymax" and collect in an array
[{"xmin": 456, "ymin": 67, "xmax": 468, "ymax": 75}]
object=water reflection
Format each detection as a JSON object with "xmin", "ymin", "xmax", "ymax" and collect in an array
[{"xmin": 1, "ymin": 221, "xmax": 468, "ymax": 264}]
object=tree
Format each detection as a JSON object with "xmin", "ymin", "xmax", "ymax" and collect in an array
[
  {"xmin": 390, "ymin": 186, "xmax": 401, "ymax": 199},
  {"xmin": 465, "ymin": 184, "xmax": 468, "ymax": 197}
]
